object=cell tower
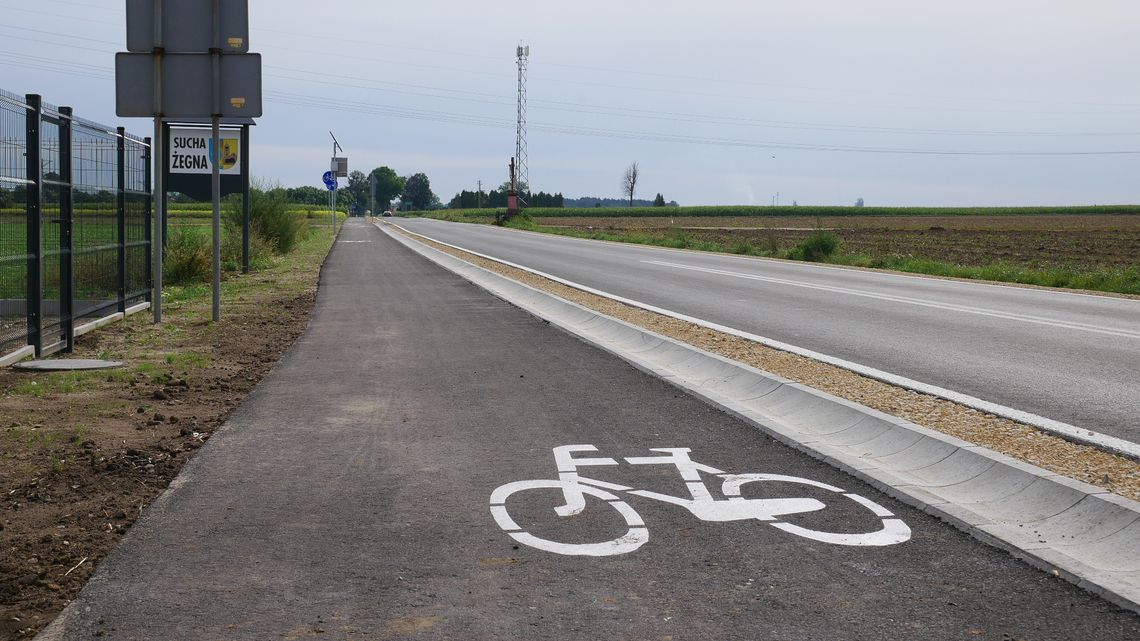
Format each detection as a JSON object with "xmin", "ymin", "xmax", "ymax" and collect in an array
[{"xmin": 515, "ymin": 43, "xmax": 529, "ymax": 194}]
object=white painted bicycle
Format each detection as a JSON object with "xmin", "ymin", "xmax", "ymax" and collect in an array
[{"xmin": 490, "ymin": 445, "xmax": 911, "ymax": 556}]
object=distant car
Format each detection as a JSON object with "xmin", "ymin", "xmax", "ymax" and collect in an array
[{"xmin": 382, "ymin": 210, "xmax": 393, "ymax": 217}]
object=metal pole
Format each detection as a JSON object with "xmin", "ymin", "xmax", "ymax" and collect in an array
[
  {"xmin": 211, "ymin": 117, "xmax": 221, "ymax": 321},
  {"xmin": 151, "ymin": 0, "xmax": 163, "ymax": 323},
  {"xmin": 116, "ymin": 127, "xmax": 127, "ymax": 313},
  {"xmin": 58, "ymin": 107, "xmax": 74, "ymax": 353},
  {"xmin": 241, "ymin": 125, "xmax": 250, "ymax": 273},
  {"xmin": 210, "ymin": 0, "xmax": 221, "ymax": 321},
  {"xmin": 25, "ymin": 94, "xmax": 43, "ymax": 355}
]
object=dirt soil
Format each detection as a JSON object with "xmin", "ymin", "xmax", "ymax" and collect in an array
[{"xmin": 0, "ymin": 228, "xmax": 335, "ymax": 640}]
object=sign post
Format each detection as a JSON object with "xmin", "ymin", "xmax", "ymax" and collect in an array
[
  {"xmin": 329, "ymin": 132, "xmax": 346, "ymax": 235},
  {"xmin": 117, "ymin": 0, "xmax": 261, "ymax": 323}
]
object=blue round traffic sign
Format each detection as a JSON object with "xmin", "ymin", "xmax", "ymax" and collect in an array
[{"xmin": 322, "ymin": 171, "xmax": 337, "ymax": 191}]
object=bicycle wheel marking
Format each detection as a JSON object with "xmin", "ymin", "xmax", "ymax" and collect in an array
[
  {"xmin": 490, "ymin": 479, "xmax": 649, "ymax": 556},
  {"xmin": 490, "ymin": 445, "xmax": 912, "ymax": 556}
]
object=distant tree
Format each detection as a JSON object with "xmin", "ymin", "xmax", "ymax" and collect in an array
[
  {"xmin": 402, "ymin": 173, "xmax": 436, "ymax": 210},
  {"xmin": 855, "ymin": 197, "xmax": 865, "ymax": 207},
  {"xmin": 653, "ymin": 193, "xmax": 666, "ymax": 207},
  {"xmin": 449, "ymin": 190, "xmax": 485, "ymax": 209},
  {"xmin": 336, "ymin": 189, "xmax": 355, "ymax": 210},
  {"xmin": 285, "ymin": 186, "xmax": 328, "ymax": 206},
  {"xmin": 622, "ymin": 162, "xmax": 640, "ymax": 207},
  {"xmin": 498, "ymin": 180, "xmax": 530, "ymax": 195},
  {"xmin": 369, "ymin": 166, "xmax": 405, "ymax": 211},
  {"xmin": 346, "ymin": 170, "xmax": 369, "ymax": 212}
]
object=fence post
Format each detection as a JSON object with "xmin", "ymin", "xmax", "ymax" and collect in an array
[
  {"xmin": 117, "ymin": 127, "xmax": 127, "ymax": 313},
  {"xmin": 58, "ymin": 106, "xmax": 74, "ymax": 353},
  {"xmin": 24, "ymin": 94, "xmax": 42, "ymax": 356},
  {"xmin": 143, "ymin": 136, "xmax": 152, "ymax": 303}
]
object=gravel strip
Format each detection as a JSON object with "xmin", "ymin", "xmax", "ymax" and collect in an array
[{"xmin": 393, "ymin": 224, "xmax": 1140, "ymax": 502}]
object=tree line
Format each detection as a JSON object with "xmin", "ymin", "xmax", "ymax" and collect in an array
[{"xmin": 447, "ymin": 183, "xmax": 564, "ymax": 209}]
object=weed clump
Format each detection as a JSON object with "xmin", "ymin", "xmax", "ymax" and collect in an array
[
  {"xmin": 163, "ymin": 227, "xmax": 211, "ymax": 285},
  {"xmin": 224, "ymin": 182, "xmax": 306, "ymax": 254},
  {"xmin": 790, "ymin": 232, "xmax": 841, "ymax": 261}
]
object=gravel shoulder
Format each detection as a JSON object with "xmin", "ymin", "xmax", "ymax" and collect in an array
[{"xmin": 391, "ymin": 223, "xmax": 1140, "ymax": 502}]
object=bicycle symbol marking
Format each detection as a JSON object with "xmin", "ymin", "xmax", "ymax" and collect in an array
[{"xmin": 489, "ymin": 445, "xmax": 911, "ymax": 557}]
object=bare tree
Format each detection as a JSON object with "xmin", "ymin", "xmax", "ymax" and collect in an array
[{"xmin": 622, "ymin": 162, "xmax": 640, "ymax": 207}]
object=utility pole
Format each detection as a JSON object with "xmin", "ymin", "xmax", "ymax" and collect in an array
[
  {"xmin": 370, "ymin": 171, "xmax": 375, "ymax": 216},
  {"xmin": 477, "ymin": 180, "xmax": 482, "ymax": 208}
]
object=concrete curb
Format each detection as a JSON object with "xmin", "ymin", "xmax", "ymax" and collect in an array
[{"xmin": 383, "ymin": 223, "xmax": 1140, "ymax": 614}]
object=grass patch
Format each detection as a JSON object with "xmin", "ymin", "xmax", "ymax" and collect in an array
[
  {"xmin": 164, "ymin": 351, "xmax": 211, "ymax": 368},
  {"xmin": 835, "ymin": 255, "xmax": 1140, "ymax": 294},
  {"xmin": 9, "ymin": 368, "xmax": 135, "ymax": 397}
]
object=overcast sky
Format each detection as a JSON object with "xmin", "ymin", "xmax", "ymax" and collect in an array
[{"xmin": 3, "ymin": 0, "xmax": 1139, "ymax": 206}]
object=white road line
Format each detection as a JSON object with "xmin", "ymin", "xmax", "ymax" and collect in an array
[
  {"xmin": 645, "ymin": 259, "xmax": 1140, "ymax": 340},
  {"xmin": 385, "ymin": 223, "xmax": 1140, "ymax": 460}
]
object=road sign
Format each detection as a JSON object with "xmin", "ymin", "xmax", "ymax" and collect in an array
[
  {"xmin": 169, "ymin": 127, "xmax": 242, "ymax": 175},
  {"xmin": 323, "ymin": 171, "xmax": 337, "ymax": 191},
  {"xmin": 115, "ymin": 52, "xmax": 263, "ymax": 118},
  {"xmin": 331, "ymin": 157, "xmax": 348, "ymax": 178},
  {"xmin": 126, "ymin": 0, "xmax": 250, "ymax": 53}
]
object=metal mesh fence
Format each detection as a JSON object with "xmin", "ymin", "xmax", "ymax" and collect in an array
[
  {"xmin": 0, "ymin": 89, "xmax": 151, "ymax": 360},
  {"xmin": 39, "ymin": 111, "xmax": 65, "ymax": 347},
  {"xmin": 72, "ymin": 124, "xmax": 122, "ymax": 320},
  {"xmin": 0, "ymin": 90, "xmax": 30, "ymax": 355},
  {"xmin": 124, "ymin": 136, "xmax": 150, "ymax": 304}
]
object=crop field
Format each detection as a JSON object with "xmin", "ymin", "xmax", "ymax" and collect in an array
[{"xmin": 537, "ymin": 215, "xmax": 1140, "ymax": 272}]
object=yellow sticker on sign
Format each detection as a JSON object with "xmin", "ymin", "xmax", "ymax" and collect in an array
[{"xmin": 220, "ymin": 139, "xmax": 239, "ymax": 170}]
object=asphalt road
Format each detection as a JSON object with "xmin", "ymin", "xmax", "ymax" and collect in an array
[
  {"xmin": 394, "ymin": 217, "xmax": 1140, "ymax": 443},
  {"xmin": 41, "ymin": 219, "xmax": 1139, "ymax": 640}
]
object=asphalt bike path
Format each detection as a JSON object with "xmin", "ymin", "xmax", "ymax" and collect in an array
[{"xmin": 42, "ymin": 219, "xmax": 1139, "ymax": 640}]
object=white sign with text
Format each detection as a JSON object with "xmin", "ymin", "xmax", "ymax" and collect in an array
[{"xmin": 169, "ymin": 127, "xmax": 242, "ymax": 175}]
